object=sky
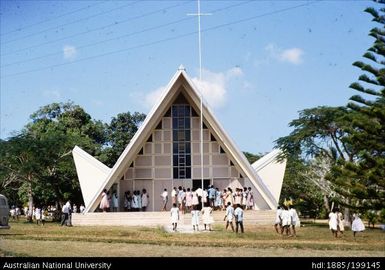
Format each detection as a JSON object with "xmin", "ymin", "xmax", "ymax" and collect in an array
[{"xmin": 0, "ymin": 0, "xmax": 379, "ymax": 155}]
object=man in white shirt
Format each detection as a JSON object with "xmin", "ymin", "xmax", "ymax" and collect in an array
[
  {"xmin": 61, "ymin": 202, "xmax": 69, "ymax": 226},
  {"xmin": 234, "ymin": 204, "xmax": 244, "ymax": 233},
  {"xmin": 161, "ymin": 189, "xmax": 168, "ymax": 211}
]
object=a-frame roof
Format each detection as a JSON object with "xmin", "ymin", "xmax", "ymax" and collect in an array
[{"xmin": 83, "ymin": 68, "xmax": 277, "ymax": 212}]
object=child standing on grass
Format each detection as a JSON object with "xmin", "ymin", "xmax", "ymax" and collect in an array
[
  {"xmin": 234, "ymin": 204, "xmax": 244, "ymax": 233},
  {"xmin": 328, "ymin": 209, "xmax": 339, "ymax": 238},
  {"xmin": 289, "ymin": 205, "xmax": 300, "ymax": 237},
  {"xmin": 170, "ymin": 203, "xmax": 179, "ymax": 232},
  {"xmin": 223, "ymin": 202, "xmax": 235, "ymax": 232},
  {"xmin": 280, "ymin": 205, "xmax": 291, "ymax": 236},
  {"xmin": 201, "ymin": 204, "xmax": 214, "ymax": 231},
  {"xmin": 191, "ymin": 205, "xmax": 200, "ymax": 231},
  {"xmin": 352, "ymin": 213, "xmax": 365, "ymax": 238},
  {"xmin": 274, "ymin": 206, "xmax": 282, "ymax": 234}
]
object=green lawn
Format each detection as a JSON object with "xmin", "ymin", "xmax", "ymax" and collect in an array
[{"xmin": 0, "ymin": 219, "xmax": 384, "ymax": 257}]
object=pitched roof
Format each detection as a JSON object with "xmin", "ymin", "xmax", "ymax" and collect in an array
[{"xmin": 80, "ymin": 68, "xmax": 277, "ymax": 212}]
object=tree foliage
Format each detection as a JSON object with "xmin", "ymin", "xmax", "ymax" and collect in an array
[
  {"xmin": 0, "ymin": 102, "xmax": 146, "ymax": 210},
  {"xmin": 279, "ymin": 157, "xmax": 325, "ymax": 218},
  {"xmin": 102, "ymin": 112, "xmax": 146, "ymax": 167},
  {"xmin": 332, "ymin": 5, "xmax": 385, "ymax": 211},
  {"xmin": 276, "ymin": 3, "xmax": 385, "ymax": 213},
  {"xmin": 243, "ymin": 151, "xmax": 262, "ymax": 164}
]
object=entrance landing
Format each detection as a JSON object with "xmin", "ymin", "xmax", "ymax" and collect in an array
[{"xmin": 72, "ymin": 210, "xmax": 275, "ymax": 227}]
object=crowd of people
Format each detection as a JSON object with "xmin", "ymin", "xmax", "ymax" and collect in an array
[
  {"xmin": 8, "ymin": 203, "xmax": 85, "ymax": 226},
  {"xmin": 98, "ymin": 185, "xmax": 255, "ymax": 214},
  {"xmin": 7, "ymin": 192, "xmax": 368, "ymax": 238},
  {"xmin": 166, "ymin": 185, "xmax": 252, "ymax": 233},
  {"xmin": 161, "ymin": 185, "xmax": 255, "ymax": 213},
  {"xmin": 170, "ymin": 201, "xmax": 245, "ymax": 233},
  {"xmin": 99, "ymin": 188, "xmax": 150, "ymax": 212},
  {"xmin": 328, "ymin": 208, "xmax": 366, "ymax": 238},
  {"xmin": 274, "ymin": 205, "xmax": 300, "ymax": 237}
]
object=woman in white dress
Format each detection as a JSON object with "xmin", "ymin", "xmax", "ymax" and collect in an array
[
  {"xmin": 328, "ymin": 209, "xmax": 339, "ymax": 238},
  {"xmin": 191, "ymin": 205, "xmax": 200, "ymax": 231},
  {"xmin": 274, "ymin": 206, "xmax": 282, "ymax": 234},
  {"xmin": 280, "ymin": 206, "xmax": 291, "ymax": 236},
  {"xmin": 201, "ymin": 205, "xmax": 214, "ymax": 231},
  {"xmin": 336, "ymin": 208, "xmax": 344, "ymax": 235},
  {"xmin": 352, "ymin": 213, "xmax": 365, "ymax": 238},
  {"xmin": 170, "ymin": 203, "xmax": 179, "ymax": 231},
  {"xmin": 99, "ymin": 189, "xmax": 109, "ymax": 212},
  {"xmin": 141, "ymin": 189, "xmax": 149, "ymax": 212}
]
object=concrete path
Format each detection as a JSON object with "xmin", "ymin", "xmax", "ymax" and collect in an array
[{"xmin": 163, "ymin": 224, "xmax": 213, "ymax": 233}]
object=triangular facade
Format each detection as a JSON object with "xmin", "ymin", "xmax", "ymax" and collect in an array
[{"xmin": 73, "ymin": 68, "xmax": 284, "ymax": 213}]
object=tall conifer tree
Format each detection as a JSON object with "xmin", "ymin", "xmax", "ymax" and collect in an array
[{"xmin": 333, "ymin": 3, "xmax": 385, "ymax": 210}]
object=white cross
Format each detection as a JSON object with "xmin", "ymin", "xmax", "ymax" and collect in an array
[
  {"xmin": 187, "ymin": 0, "xmax": 212, "ymax": 81},
  {"xmin": 188, "ymin": 0, "xmax": 211, "ymax": 209}
]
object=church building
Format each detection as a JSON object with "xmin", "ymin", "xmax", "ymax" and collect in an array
[{"xmin": 72, "ymin": 67, "xmax": 286, "ymax": 213}]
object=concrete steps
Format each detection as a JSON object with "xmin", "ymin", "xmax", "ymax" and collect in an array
[{"xmin": 72, "ymin": 210, "xmax": 275, "ymax": 226}]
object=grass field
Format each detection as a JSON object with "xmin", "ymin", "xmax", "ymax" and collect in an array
[{"xmin": 0, "ymin": 220, "xmax": 384, "ymax": 257}]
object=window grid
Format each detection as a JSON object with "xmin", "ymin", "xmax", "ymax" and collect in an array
[{"xmin": 172, "ymin": 104, "xmax": 191, "ymax": 179}]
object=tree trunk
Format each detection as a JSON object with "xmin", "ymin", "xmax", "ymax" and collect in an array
[
  {"xmin": 323, "ymin": 195, "xmax": 330, "ymax": 213},
  {"xmin": 344, "ymin": 207, "xmax": 351, "ymax": 228},
  {"xmin": 27, "ymin": 182, "xmax": 33, "ymax": 223}
]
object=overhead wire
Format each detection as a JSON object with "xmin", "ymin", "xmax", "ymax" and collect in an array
[
  {"xmin": 0, "ymin": 1, "xmax": 105, "ymax": 37},
  {"xmin": 1, "ymin": 1, "xmax": 141, "ymax": 45},
  {"xmin": 1, "ymin": 1, "xmax": 319, "ymax": 78},
  {"xmin": 1, "ymin": 1, "xmax": 251, "ymax": 67},
  {"xmin": 1, "ymin": 1, "xmax": 192, "ymax": 57}
]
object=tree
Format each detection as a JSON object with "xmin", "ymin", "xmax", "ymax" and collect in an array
[
  {"xmin": 333, "ymin": 4, "xmax": 385, "ymax": 211},
  {"xmin": 243, "ymin": 151, "xmax": 262, "ymax": 164},
  {"xmin": 275, "ymin": 106, "xmax": 354, "ymax": 162},
  {"xmin": 274, "ymin": 106, "xmax": 357, "ymax": 220},
  {"xmin": 279, "ymin": 157, "xmax": 325, "ymax": 218},
  {"xmin": 103, "ymin": 112, "xmax": 146, "ymax": 167},
  {"xmin": 0, "ymin": 135, "xmax": 44, "ymax": 220},
  {"xmin": 23, "ymin": 102, "xmax": 106, "ymax": 209}
]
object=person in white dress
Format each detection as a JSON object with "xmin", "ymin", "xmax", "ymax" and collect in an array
[
  {"xmin": 170, "ymin": 203, "xmax": 179, "ymax": 232},
  {"xmin": 201, "ymin": 204, "xmax": 214, "ymax": 231},
  {"xmin": 280, "ymin": 205, "xmax": 291, "ymax": 236},
  {"xmin": 352, "ymin": 213, "xmax": 365, "ymax": 238},
  {"xmin": 336, "ymin": 208, "xmax": 344, "ymax": 235},
  {"xmin": 99, "ymin": 189, "xmax": 110, "ymax": 212},
  {"xmin": 161, "ymin": 189, "xmax": 168, "ymax": 211},
  {"xmin": 141, "ymin": 189, "xmax": 149, "ymax": 211},
  {"xmin": 35, "ymin": 207, "xmax": 41, "ymax": 225},
  {"xmin": 191, "ymin": 205, "xmax": 200, "ymax": 231},
  {"xmin": 274, "ymin": 206, "xmax": 282, "ymax": 234},
  {"xmin": 328, "ymin": 209, "xmax": 339, "ymax": 238},
  {"xmin": 289, "ymin": 205, "xmax": 300, "ymax": 237}
]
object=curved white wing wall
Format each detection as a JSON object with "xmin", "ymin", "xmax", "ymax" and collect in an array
[
  {"xmin": 252, "ymin": 150, "xmax": 287, "ymax": 204},
  {"xmin": 72, "ymin": 146, "xmax": 111, "ymax": 208}
]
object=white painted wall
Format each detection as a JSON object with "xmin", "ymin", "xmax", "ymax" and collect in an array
[
  {"xmin": 252, "ymin": 150, "xmax": 287, "ymax": 204},
  {"xmin": 72, "ymin": 146, "xmax": 111, "ymax": 209}
]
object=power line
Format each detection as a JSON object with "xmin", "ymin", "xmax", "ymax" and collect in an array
[
  {"xmin": 1, "ymin": 1, "xmax": 141, "ymax": 45},
  {"xmin": 2, "ymin": 17, "xmax": 194, "ymax": 68},
  {"xmin": 0, "ymin": 2, "xmax": 104, "ymax": 37},
  {"xmin": 2, "ymin": 1, "xmax": 251, "ymax": 67},
  {"xmin": 1, "ymin": 1, "xmax": 191, "ymax": 57},
  {"xmin": 1, "ymin": 1, "xmax": 319, "ymax": 79}
]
